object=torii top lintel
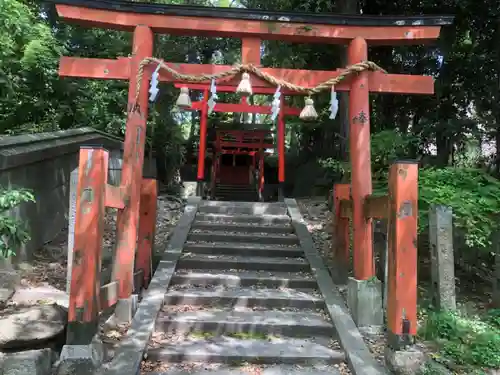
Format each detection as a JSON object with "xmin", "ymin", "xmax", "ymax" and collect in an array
[{"xmin": 48, "ymin": 0, "xmax": 453, "ymax": 46}]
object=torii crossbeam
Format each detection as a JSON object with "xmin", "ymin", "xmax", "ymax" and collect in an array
[{"xmin": 48, "ymin": 0, "xmax": 453, "ymax": 350}]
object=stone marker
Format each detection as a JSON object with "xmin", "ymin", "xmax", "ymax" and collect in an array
[
  {"xmin": 66, "ymin": 167, "xmax": 78, "ymax": 294},
  {"xmin": 429, "ymin": 205, "xmax": 456, "ymax": 311}
]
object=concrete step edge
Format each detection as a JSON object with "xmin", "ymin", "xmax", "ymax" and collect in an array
[
  {"xmin": 145, "ymin": 336, "xmax": 344, "ymax": 365},
  {"xmin": 171, "ymin": 270, "xmax": 316, "ymax": 288}
]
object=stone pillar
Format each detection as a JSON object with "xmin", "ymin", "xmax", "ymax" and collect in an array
[
  {"xmin": 429, "ymin": 205, "xmax": 456, "ymax": 311},
  {"xmin": 66, "ymin": 168, "xmax": 78, "ymax": 294}
]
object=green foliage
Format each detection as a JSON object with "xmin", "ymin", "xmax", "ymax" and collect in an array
[
  {"xmin": 419, "ymin": 310, "xmax": 500, "ymax": 370},
  {"xmin": 419, "ymin": 167, "xmax": 500, "ymax": 248},
  {"xmin": 370, "ymin": 130, "xmax": 418, "ymax": 178},
  {"xmin": 0, "ymin": 188, "xmax": 35, "ymax": 258}
]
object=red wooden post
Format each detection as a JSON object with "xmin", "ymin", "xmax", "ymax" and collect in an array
[
  {"xmin": 67, "ymin": 146, "xmax": 108, "ymax": 344},
  {"xmin": 387, "ymin": 161, "xmax": 418, "ymax": 348},
  {"xmin": 113, "ymin": 25, "xmax": 153, "ymax": 304},
  {"xmin": 242, "ymin": 37, "xmax": 261, "ymax": 66},
  {"xmin": 277, "ymin": 96, "xmax": 285, "ymax": 198},
  {"xmin": 333, "ymin": 184, "xmax": 350, "ymax": 284},
  {"xmin": 347, "ymin": 37, "xmax": 374, "ymax": 281},
  {"xmin": 135, "ymin": 178, "xmax": 158, "ymax": 289},
  {"xmin": 259, "ymin": 150, "xmax": 265, "ymax": 200},
  {"xmin": 197, "ymin": 89, "xmax": 209, "ymax": 188}
]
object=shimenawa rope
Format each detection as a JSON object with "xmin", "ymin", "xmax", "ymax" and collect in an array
[{"xmin": 133, "ymin": 57, "xmax": 386, "ymax": 107}]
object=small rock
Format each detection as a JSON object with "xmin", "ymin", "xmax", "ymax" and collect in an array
[
  {"xmin": 0, "ymin": 304, "xmax": 67, "ymax": 350},
  {"xmin": 385, "ymin": 347, "xmax": 427, "ymax": 375},
  {"xmin": 2, "ymin": 348, "xmax": 54, "ymax": 375}
]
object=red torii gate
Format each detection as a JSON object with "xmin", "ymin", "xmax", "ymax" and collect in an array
[{"xmin": 50, "ymin": 0, "xmax": 453, "ymax": 349}]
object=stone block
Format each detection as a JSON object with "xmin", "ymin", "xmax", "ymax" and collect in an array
[
  {"xmin": 2, "ymin": 348, "xmax": 54, "ymax": 375},
  {"xmin": 114, "ymin": 295, "xmax": 139, "ymax": 324},
  {"xmin": 56, "ymin": 339, "xmax": 104, "ymax": 375},
  {"xmin": 347, "ymin": 277, "xmax": 383, "ymax": 327},
  {"xmin": 385, "ymin": 346, "xmax": 427, "ymax": 375}
]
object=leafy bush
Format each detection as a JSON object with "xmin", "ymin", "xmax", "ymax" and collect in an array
[
  {"xmin": 0, "ymin": 188, "xmax": 35, "ymax": 257},
  {"xmin": 420, "ymin": 310, "xmax": 500, "ymax": 370},
  {"xmin": 320, "ymin": 129, "xmax": 500, "ymax": 248},
  {"xmin": 419, "ymin": 167, "xmax": 500, "ymax": 248}
]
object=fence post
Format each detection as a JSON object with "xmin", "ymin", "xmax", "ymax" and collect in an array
[
  {"xmin": 135, "ymin": 179, "xmax": 158, "ymax": 290},
  {"xmin": 332, "ymin": 184, "xmax": 350, "ymax": 284},
  {"xmin": 429, "ymin": 205, "xmax": 456, "ymax": 311},
  {"xmin": 386, "ymin": 161, "xmax": 418, "ymax": 349},
  {"xmin": 67, "ymin": 147, "xmax": 107, "ymax": 345}
]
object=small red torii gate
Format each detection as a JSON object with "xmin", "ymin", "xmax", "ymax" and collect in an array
[{"xmin": 49, "ymin": 0, "xmax": 453, "ymax": 350}]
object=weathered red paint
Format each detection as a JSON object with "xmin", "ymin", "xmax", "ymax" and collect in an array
[
  {"xmin": 387, "ymin": 162, "xmax": 418, "ymax": 339},
  {"xmin": 278, "ymin": 96, "xmax": 285, "ymax": 184},
  {"xmin": 136, "ymin": 178, "xmax": 158, "ymax": 288},
  {"xmin": 105, "ymin": 185, "xmax": 125, "ymax": 209},
  {"xmin": 113, "ymin": 25, "xmax": 153, "ymax": 299},
  {"xmin": 197, "ymin": 90, "xmax": 209, "ymax": 181},
  {"xmin": 59, "ymin": 57, "xmax": 436, "ymax": 95},
  {"xmin": 55, "ymin": 4, "xmax": 443, "ymax": 45},
  {"xmin": 69, "ymin": 147, "xmax": 108, "ymax": 323},
  {"xmin": 242, "ymin": 37, "xmax": 261, "ymax": 65},
  {"xmin": 333, "ymin": 184, "xmax": 350, "ymax": 281},
  {"xmin": 348, "ymin": 37, "xmax": 374, "ymax": 281}
]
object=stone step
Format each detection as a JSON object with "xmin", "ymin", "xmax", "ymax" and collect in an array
[
  {"xmin": 183, "ymin": 242, "xmax": 304, "ymax": 258},
  {"xmin": 155, "ymin": 309, "xmax": 334, "ymax": 337},
  {"xmin": 148, "ymin": 364, "xmax": 341, "ymax": 375},
  {"xmin": 215, "ymin": 192, "xmax": 258, "ymax": 197},
  {"xmin": 188, "ymin": 232, "xmax": 299, "ymax": 246},
  {"xmin": 198, "ymin": 201, "xmax": 288, "ymax": 216},
  {"xmin": 191, "ymin": 222, "xmax": 293, "ymax": 234},
  {"xmin": 171, "ymin": 270, "xmax": 317, "ymax": 288},
  {"xmin": 215, "ymin": 196, "xmax": 259, "ymax": 202},
  {"xmin": 146, "ymin": 336, "xmax": 344, "ymax": 365},
  {"xmin": 195, "ymin": 213, "xmax": 291, "ymax": 225},
  {"xmin": 216, "ymin": 184, "xmax": 256, "ymax": 190},
  {"xmin": 215, "ymin": 189, "xmax": 257, "ymax": 194},
  {"xmin": 164, "ymin": 287, "xmax": 324, "ymax": 309},
  {"xmin": 177, "ymin": 255, "xmax": 309, "ymax": 273}
]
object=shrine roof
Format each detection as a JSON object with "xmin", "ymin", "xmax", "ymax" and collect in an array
[{"xmin": 46, "ymin": 0, "xmax": 453, "ymax": 27}]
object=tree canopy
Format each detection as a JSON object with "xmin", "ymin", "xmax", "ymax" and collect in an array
[{"xmin": 1, "ymin": 0, "xmax": 500, "ymax": 245}]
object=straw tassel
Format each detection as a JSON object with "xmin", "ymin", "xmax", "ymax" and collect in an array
[
  {"xmin": 236, "ymin": 72, "xmax": 253, "ymax": 96},
  {"xmin": 176, "ymin": 87, "xmax": 192, "ymax": 110},
  {"xmin": 299, "ymin": 97, "xmax": 318, "ymax": 121}
]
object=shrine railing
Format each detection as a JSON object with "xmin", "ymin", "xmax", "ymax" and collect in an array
[
  {"xmin": 67, "ymin": 146, "xmax": 157, "ymax": 343},
  {"xmin": 332, "ymin": 161, "xmax": 418, "ymax": 346},
  {"xmin": 216, "ymin": 130, "xmax": 273, "ymax": 150}
]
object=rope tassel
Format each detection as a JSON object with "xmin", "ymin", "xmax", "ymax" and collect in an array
[
  {"xmin": 299, "ymin": 97, "xmax": 318, "ymax": 121},
  {"xmin": 176, "ymin": 87, "xmax": 192, "ymax": 110},
  {"xmin": 236, "ymin": 72, "xmax": 253, "ymax": 97}
]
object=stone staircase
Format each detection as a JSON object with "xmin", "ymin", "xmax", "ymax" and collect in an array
[
  {"xmin": 143, "ymin": 200, "xmax": 344, "ymax": 374},
  {"xmin": 105, "ymin": 199, "xmax": 385, "ymax": 375},
  {"xmin": 213, "ymin": 184, "xmax": 259, "ymax": 202}
]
